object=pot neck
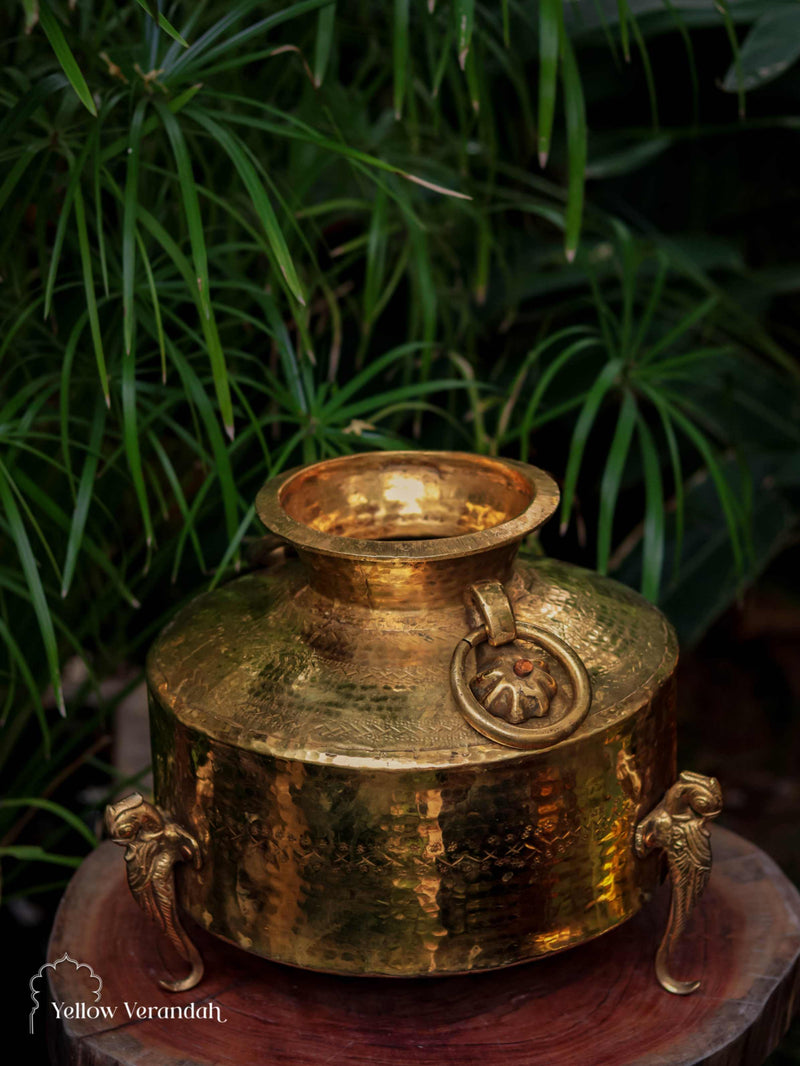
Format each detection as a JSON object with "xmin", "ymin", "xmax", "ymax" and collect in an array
[
  {"xmin": 255, "ymin": 452, "xmax": 559, "ymax": 609},
  {"xmin": 293, "ymin": 541, "xmax": 522, "ymax": 608}
]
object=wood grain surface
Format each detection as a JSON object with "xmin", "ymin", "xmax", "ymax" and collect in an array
[{"xmin": 46, "ymin": 827, "xmax": 800, "ymax": 1066}]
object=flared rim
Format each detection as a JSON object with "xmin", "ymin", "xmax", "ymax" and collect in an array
[{"xmin": 255, "ymin": 451, "xmax": 559, "ymax": 561}]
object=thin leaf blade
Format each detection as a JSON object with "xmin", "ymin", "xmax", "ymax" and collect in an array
[
  {"xmin": 0, "ymin": 462, "xmax": 64, "ymax": 715},
  {"xmin": 38, "ymin": 2, "xmax": 97, "ymax": 116},
  {"xmin": 560, "ymin": 30, "xmax": 587, "ymax": 262},
  {"xmin": 393, "ymin": 0, "xmax": 409, "ymax": 119},
  {"xmin": 133, "ymin": 0, "xmax": 189, "ymax": 47},
  {"xmin": 597, "ymin": 389, "xmax": 638, "ymax": 574},
  {"xmin": 314, "ymin": 2, "xmax": 336, "ymax": 86},
  {"xmin": 637, "ymin": 414, "xmax": 665, "ymax": 601},
  {"xmin": 537, "ymin": 0, "xmax": 560, "ymax": 168},
  {"xmin": 561, "ymin": 358, "xmax": 624, "ymax": 531}
]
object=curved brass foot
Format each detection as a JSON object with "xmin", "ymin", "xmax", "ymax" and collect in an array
[
  {"xmin": 104, "ymin": 793, "xmax": 204, "ymax": 992},
  {"xmin": 635, "ymin": 771, "xmax": 723, "ymax": 995}
]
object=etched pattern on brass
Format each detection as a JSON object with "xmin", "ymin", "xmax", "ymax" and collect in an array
[
  {"xmin": 635, "ymin": 771, "xmax": 723, "ymax": 994},
  {"xmin": 104, "ymin": 793, "xmax": 204, "ymax": 992},
  {"xmin": 146, "ymin": 453, "xmax": 682, "ymax": 980},
  {"xmin": 150, "ymin": 557, "xmax": 676, "ymax": 762}
]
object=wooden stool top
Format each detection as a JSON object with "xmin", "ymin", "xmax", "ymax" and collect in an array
[{"xmin": 45, "ymin": 827, "xmax": 800, "ymax": 1066}]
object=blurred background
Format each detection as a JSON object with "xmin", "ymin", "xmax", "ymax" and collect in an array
[{"xmin": 1, "ymin": 1, "xmax": 798, "ymax": 1060}]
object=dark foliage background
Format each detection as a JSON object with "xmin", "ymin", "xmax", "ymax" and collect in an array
[{"xmin": 1, "ymin": 1, "xmax": 799, "ymax": 1059}]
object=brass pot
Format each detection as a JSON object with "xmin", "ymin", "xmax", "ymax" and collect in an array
[{"xmin": 105, "ymin": 451, "xmax": 721, "ymax": 995}]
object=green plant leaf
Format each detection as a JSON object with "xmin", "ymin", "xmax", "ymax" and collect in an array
[
  {"xmin": 323, "ymin": 343, "xmax": 429, "ymax": 418},
  {"xmin": 561, "ymin": 358, "xmax": 624, "ymax": 532},
  {"xmin": 121, "ymin": 348, "xmax": 154, "ymax": 555},
  {"xmin": 155, "ymin": 101, "xmax": 210, "ymax": 318},
  {"xmin": 166, "ymin": 0, "xmax": 331, "ymax": 82},
  {"xmin": 209, "ymin": 505, "xmax": 256, "ymax": 590},
  {"xmin": 188, "ymin": 109, "xmax": 306, "ymax": 306},
  {"xmin": 146, "ymin": 430, "xmax": 207, "ymax": 574},
  {"xmin": 206, "ymin": 97, "xmax": 470, "ymax": 200},
  {"xmin": 159, "ymin": 331, "xmax": 240, "ymax": 548},
  {"xmin": 61, "ymin": 400, "xmax": 106, "ymax": 598},
  {"xmin": 393, "ymin": 0, "xmax": 409, "ymax": 119},
  {"xmin": 0, "ymin": 613, "xmax": 49, "ymax": 756},
  {"xmin": 648, "ymin": 391, "xmax": 685, "ymax": 580},
  {"xmin": 133, "ymin": 0, "xmax": 188, "ymax": 47},
  {"xmin": 537, "ymin": 0, "xmax": 560, "ymax": 168},
  {"xmin": 612, "ymin": 218, "xmax": 636, "ymax": 357},
  {"xmin": 333, "ymin": 379, "xmax": 472, "ymax": 423},
  {"xmin": 21, "ymin": 0, "xmax": 39, "ymax": 32},
  {"xmin": 630, "ymin": 249, "xmax": 668, "ymax": 358},
  {"xmin": 639, "ymin": 294, "xmax": 717, "ymax": 365},
  {"xmin": 516, "ymin": 336, "xmax": 604, "ymax": 460},
  {"xmin": 37, "ymin": 1, "xmax": 96, "ymax": 116},
  {"xmin": 636, "ymin": 414, "xmax": 665, "ymax": 601},
  {"xmin": 617, "ymin": 0, "xmax": 631, "ymax": 62},
  {"xmin": 153, "ymin": 103, "xmax": 235, "ymax": 437},
  {"xmin": 11, "ymin": 467, "xmax": 139, "ymax": 610},
  {"xmin": 660, "ymin": 0, "xmax": 698, "ymax": 122},
  {"xmin": 44, "ymin": 129, "xmax": 96, "ymax": 320},
  {"xmin": 123, "ymin": 98, "xmax": 148, "ymax": 356},
  {"xmin": 716, "ymin": 0, "xmax": 745, "ymax": 117},
  {"xmin": 73, "ymin": 185, "xmax": 109, "ymax": 406},
  {"xmin": 628, "ymin": 10, "xmax": 659, "ymax": 131},
  {"xmin": 314, "ymin": 2, "xmax": 336, "ymax": 86},
  {"xmin": 363, "ymin": 186, "xmax": 389, "ymax": 329},
  {"xmin": 455, "ymin": 0, "xmax": 474, "ymax": 71},
  {"xmin": 495, "ymin": 326, "xmax": 594, "ymax": 442},
  {"xmin": 722, "ymin": 8, "xmax": 800, "ymax": 93},
  {"xmin": 658, "ymin": 396, "xmax": 745, "ymax": 575},
  {"xmin": 0, "ymin": 461, "xmax": 64, "ymax": 715},
  {"xmin": 586, "ymin": 135, "xmax": 673, "ymax": 180},
  {"xmin": 0, "ymin": 146, "xmax": 40, "ymax": 216},
  {"xmin": 99, "ymin": 83, "xmax": 204, "ymax": 165},
  {"xmin": 92, "ymin": 130, "xmax": 109, "ymax": 298},
  {"xmin": 560, "ymin": 30, "xmax": 587, "ymax": 262},
  {"xmin": 597, "ymin": 389, "xmax": 638, "ymax": 574},
  {"xmin": 135, "ymin": 230, "xmax": 166, "ymax": 382},
  {"xmin": 431, "ymin": 18, "xmax": 454, "ymax": 98},
  {"xmin": 0, "ymin": 71, "xmax": 65, "ymax": 145},
  {"xmin": 0, "ymin": 845, "xmax": 82, "ymax": 868},
  {"xmin": 0, "ymin": 797, "xmax": 97, "ymax": 846}
]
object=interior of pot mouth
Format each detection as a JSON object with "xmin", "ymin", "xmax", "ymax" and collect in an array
[{"xmin": 278, "ymin": 453, "xmax": 535, "ymax": 541}]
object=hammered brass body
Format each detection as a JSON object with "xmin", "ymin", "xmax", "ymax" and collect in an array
[{"xmin": 147, "ymin": 452, "xmax": 678, "ymax": 977}]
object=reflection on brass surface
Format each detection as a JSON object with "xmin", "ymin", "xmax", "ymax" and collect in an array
[
  {"xmin": 104, "ymin": 793, "xmax": 204, "ymax": 991},
  {"xmin": 635, "ymin": 771, "xmax": 723, "ymax": 995},
  {"xmin": 254, "ymin": 452, "xmax": 560, "ymax": 607},
  {"xmin": 616, "ymin": 750, "xmax": 642, "ymax": 806},
  {"xmin": 143, "ymin": 451, "xmax": 682, "ymax": 981}
]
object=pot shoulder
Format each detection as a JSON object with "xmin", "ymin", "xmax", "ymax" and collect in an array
[{"xmin": 147, "ymin": 555, "xmax": 677, "ymax": 768}]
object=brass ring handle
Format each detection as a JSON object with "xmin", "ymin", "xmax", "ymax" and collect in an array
[{"xmin": 450, "ymin": 622, "xmax": 592, "ymax": 749}]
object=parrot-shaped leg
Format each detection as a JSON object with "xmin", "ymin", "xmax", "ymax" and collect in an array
[
  {"xmin": 105, "ymin": 792, "xmax": 204, "ymax": 992},
  {"xmin": 635, "ymin": 771, "xmax": 723, "ymax": 995}
]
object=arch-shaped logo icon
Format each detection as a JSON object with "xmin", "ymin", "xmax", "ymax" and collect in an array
[{"xmin": 29, "ymin": 953, "xmax": 103, "ymax": 1035}]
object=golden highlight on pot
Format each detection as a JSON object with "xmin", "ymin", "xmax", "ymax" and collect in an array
[{"xmin": 105, "ymin": 451, "xmax": 721, "ymax": 995}]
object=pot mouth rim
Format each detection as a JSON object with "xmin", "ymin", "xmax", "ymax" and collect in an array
[{"xmin": 255, "ymin": 451, "xmax": 559, "ymax": 562}]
